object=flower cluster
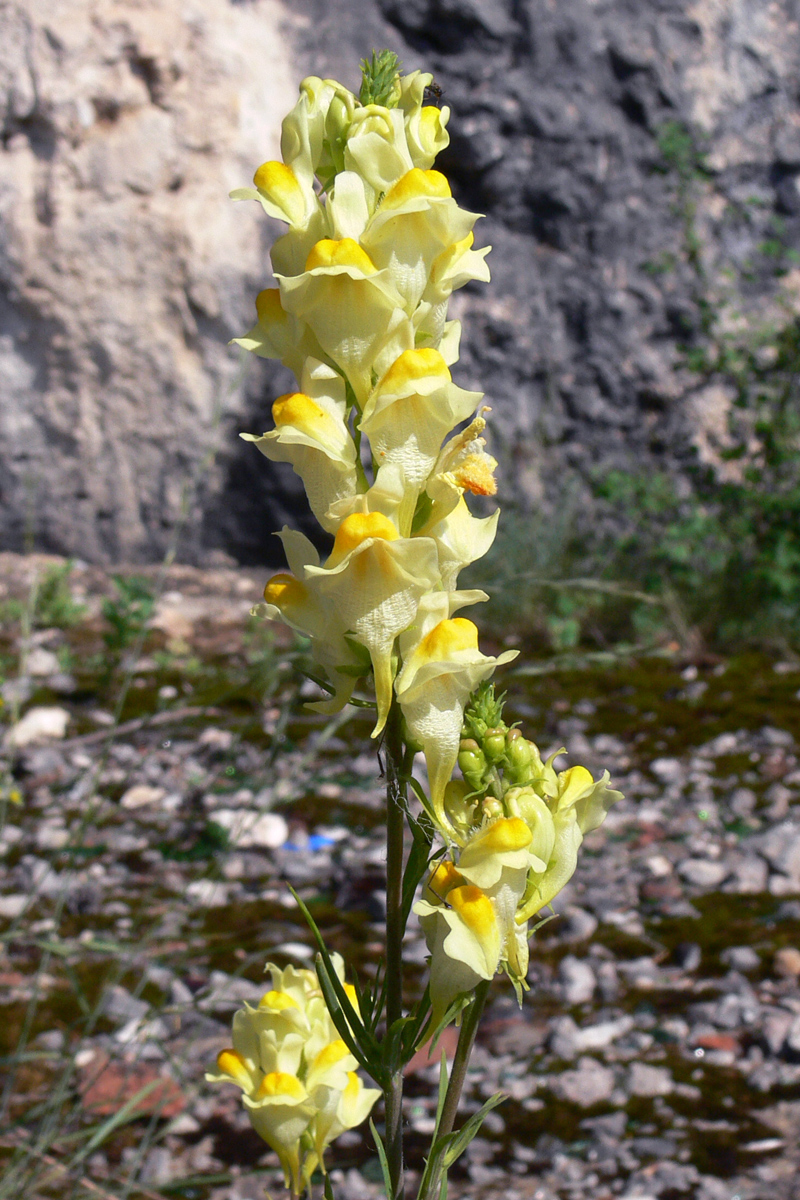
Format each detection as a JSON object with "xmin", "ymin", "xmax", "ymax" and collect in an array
[
  {"xmin": 414, "ymin": 684, "xmax": 623, "ymax": 1024},
  {"xmin": 206, "ymin": 958, "xmax": 380, "ymax": 1194},
  {"xmin": 239, "ymin": 59, "xmax": 513, "ymax": 828}
]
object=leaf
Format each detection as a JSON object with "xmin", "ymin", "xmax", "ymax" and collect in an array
[
  {"xmin": 323, "ymin": 1173, "xmax": 337, "ymax": 1200},
  {"xmin": 401, "ymin": 812, "xmax": 434, "ymax": 927},
  {"xmin": 316, "ymin": 953, "xmax": 383, "ymax": 1083},
  {"xmin": 400, "ymin": 983, "xmax": 432, "ymax": 1058},
  {"xmin": 440, "ymin": 1092, "xmax": 506, "ymax": 1169},
  {"xmin": 369, "ymin": 1118, "xmax": 393, "ymax": 1200},
  {"xmin": 289, "ymin": 887, "xmax": 382, "ymax": 1073}
]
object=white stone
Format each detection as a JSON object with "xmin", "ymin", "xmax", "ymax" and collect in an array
[
  {"xmin": 0, "ymin": 894, "xmax": 28, "ymax": 918},
  {"xmin": 185, "ymin": 879, "xmax": 230, "ymax": 907},
  {"xmin": 677, "ymin": 858, "xmax": 728, "ymax": 887},
  {"xmin": 25, "ymin": 647, "xmax": 61, "ymax": 677},
  {"xmin": 5, "ymin": 706, "xmax": 70, "ymax": 747},
  {"xmin": 552, "ymin": 1058, "xmax": 616, "ymax": 1107},
  {"xmin": 120, "ymin": 784, "xmax": 167, "ymax": 810},
  {"xmin": 628, "ymin": 1062, "xmax": 674, "ymax": 1097},
  {"xmin": 558, "ymin": 955, "xmax": 597, "ymax": 1004},
  {"xmin": 213, "ymin": 808, "xmax": 288, "ymax": 849}
]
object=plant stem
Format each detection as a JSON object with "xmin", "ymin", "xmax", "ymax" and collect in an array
[
  {"xmin": 417, "ymin": 979, "xmax": 491, "ymax": 1200},
  {"xmin": 384, "ymin": 699, "xmax": 407, "ymax": 1198}
]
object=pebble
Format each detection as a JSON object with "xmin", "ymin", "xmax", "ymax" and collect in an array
[
  {"xmin": 628, "ymin": 1062, "xmax": 673, "ymax": 1096},
  {"xmin": 120, "ymin": 785, "xmax": 167, "ymax": 810},
  {"xmin": 552, "ymin": 1058, "xmax": 616, "ymax": 1106},
  {"xmin": 25, "ymin": 647, "xmax": 61, "ymax": 677},
  {"xmin": 5, "ymin": 705, "xmax": 70, "ymax": 747},
  {"xmin": 774, "ymin": 947, "xmax": 800, "ymax": 977},
  {"xmin": 677, "ymin": 858, "xmax": 728, "ymax": 887},
  {"xmin": 558, "ymin": 956, "xmax": 597, "ymax": 1004}
]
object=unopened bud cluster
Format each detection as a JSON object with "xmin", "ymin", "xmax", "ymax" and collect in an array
[{"xmin": 413, "ymin": 684, "xmax": 622, "ymax": 1023}]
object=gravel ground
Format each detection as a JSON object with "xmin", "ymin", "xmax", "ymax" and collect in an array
[{"xmin": 1, "ymin": 555, "xmax": 800, "ymax": 1200}]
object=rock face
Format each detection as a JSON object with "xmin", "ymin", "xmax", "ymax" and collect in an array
[{"xmin": 2, "ymin": 0, "xmax": 799, "ymax": 564}]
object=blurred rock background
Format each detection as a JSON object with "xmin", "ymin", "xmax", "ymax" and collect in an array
[{"xmin": 2, "ymin": 0, "xmax": 799, "ymax": 635}]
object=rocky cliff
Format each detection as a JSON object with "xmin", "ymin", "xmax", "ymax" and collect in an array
[{"xmin": 2, "ymin": 0, "xmax": 798, "ymax": 565}]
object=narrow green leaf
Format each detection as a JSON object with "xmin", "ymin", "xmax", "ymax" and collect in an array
[
  {"xmin": 401, "ymin": 814, "xmax": 434, "ymax": 927},
  {"xmin": 289, "ymin": 887, "xmax": 380, "ymax": 1064},
  {"xmin": 435, "ymin": 1051, "xmax": 449, "ymax": 1129},
  {"xmin": 316, "ymin": 954, "xmax": 382, "ymax": 1082},
  {"xmin": 441, "ymin": 1092, "xmax": 506, "ymax": 1169},
  {"xmin": 323, "ymin": 1172, "xmax": 336, "ymax": 1200},
  {"xmin": 438, "ymin": 1173, "xmax": 448, "ymax": 1200},
  {"xmin": 72, "ymin": 1078, "xmax": 161, "ymax": 1161},
  {"xmin": 369, "ymin": 1118, "xmax": 393, "ymax": 1200}
]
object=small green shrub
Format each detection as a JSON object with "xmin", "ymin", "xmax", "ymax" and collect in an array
[{"xmin": 102, "ymin": 575, "xmax": 156, "ymax": 655}]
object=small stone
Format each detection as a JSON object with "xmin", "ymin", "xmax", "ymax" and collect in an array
[
  {"xmin": 775, "ymin": 947, "xmax": 800, "ymax": 978},
  {"xmin": 552, "ymin": 1058, "xmax": 615, "ymax": 1107},
  {"xmin": 120, "ymin": 785, "xmax": 166, "ymax": 810},
  {"xmin": 185, "ymin": 879, "xmax": 229, "ymax": 907},
  {"xmin": 5, "ymin": 706, "xmax": 70, "ymax": 747},
  {"xmin": 558, "ymin": 955, "xmax": 596, "ymax": 1004},
  {"xmin": 721, "ymin": 946, "xmax": 760, "ymax": 972},
  {"xmin": 26, "ymin": 647, "xmax": 61, "ymax": 677},
  {"xmin": 677, "ymin": 858, "xmax": 728, "ymax": 887},
  {"xmin": 560, "ymin": 906, "xmax": 599, "ymax": 941},
  {"xmin": 628, "ymin": 1062, "xmax": 673, "ymax": 1097},
  {"xmin": 198, "ymin": 727, "xmax": 234, "ymax": 751},
  {"xmin": 674, "ymin": 942, "xmax": 702, "ymax": 971},
  {"xmin": 650, "ymin": 757, "xmax": 683, "ymax": 783},
  {"xmin": 725, "ymin": 855, "xmax": 769, "ymax": 893},
  {"xmin": 0, "ymin": 895, "xmax": 28, "ymax": 919}
]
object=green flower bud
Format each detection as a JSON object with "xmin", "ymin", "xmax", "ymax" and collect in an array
[
  {"xmin": 458, "ymin": 738, "xmax": 486, "ymax": 789},
  {"xmin": 483, "ymin": 726, "xmax": 507, "ymax": 763},
  {"xmin": 505, "ymin": 729, "xmax": 533, "ymax": 782}
]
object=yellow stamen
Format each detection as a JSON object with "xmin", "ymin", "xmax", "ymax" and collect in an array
[{"xmin": 453, "ymin": 453, "xmax": 497, "ymax": 496}]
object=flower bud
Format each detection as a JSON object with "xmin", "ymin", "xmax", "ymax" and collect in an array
[
  {"xmin": 483, "ymin": 726, "xmax": 507, "ymax": 763},
  {"xmin": 458, "ymin": 738, "xmax": 486, "ymax": 789},
  {"xmin": 505, "ymin": 729, "xmax": 533, "ymax": 782}
]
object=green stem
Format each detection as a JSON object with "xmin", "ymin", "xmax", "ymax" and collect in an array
[
  {"xmin": 417, "ymin": 979, "xmax": 491, "ymax": 1200},
  {"xmin": 384, "ymin": 699, "xmax": 407, "ymax": 1198}
]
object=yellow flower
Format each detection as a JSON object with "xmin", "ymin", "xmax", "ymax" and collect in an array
[
  {"xmin": 278, "ymin": 238, "xmax": 412, "ymax": 405},
  {"xmin": 231, "ymin": 287, "xmax": 327, "ymax": 382},
  {"xmin": 398, "ymin": 71, "xmax": 451, "ymax": 168},
  {"xmin": 396, "ymin": 612, "xmax": 517, "ymax": 834},
  {"xmin": 241, "ymin": 358, "xmax": 358, "ymax": 533},
  {"xmin": 206, "ymin": 955, "xmax": 378, "ymax": 1196},
  {"xmin": 360, "ymin": 348, "xmax": 481, "ymax": 533},
  {"xmin": 516, "ymin": 766, "xmax": 623, "ymax": 922},
  {"xmin": 360, "ymin": 168, "xmax": 479, "ymax": 313},
  {"xmin": 258, "ymin": 528, "xmax": 368, "ymax": 714},
  {"xmin": 414, "ymin": 872, "xmax": 501, "ymax": 1026},
  {"xmin": 305, "ymin": 511, "xmax": 441, "ymax": 735}
]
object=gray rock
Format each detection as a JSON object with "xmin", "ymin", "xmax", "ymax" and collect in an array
[
  {"xmin": 627, "ymin": 1062, "xmax": 673, "ymax": 1097},
  {"xmin": 2, "ymin": 0, "xmax": 797, "ymax": 563},
  {"xmin": 758, "ymin": 822, "xmax": 800, "ymax": 884},
  {"xmin": 720, "ymin": 945, "xmax": 760, "ymax": 972},
  {"xmin": 552, "ymin": 1058, "xmax": 616, "ymax": 1107},
  {"xmin": 677, "ymin": 858, "xmax": 728, "ymax": 888}
]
